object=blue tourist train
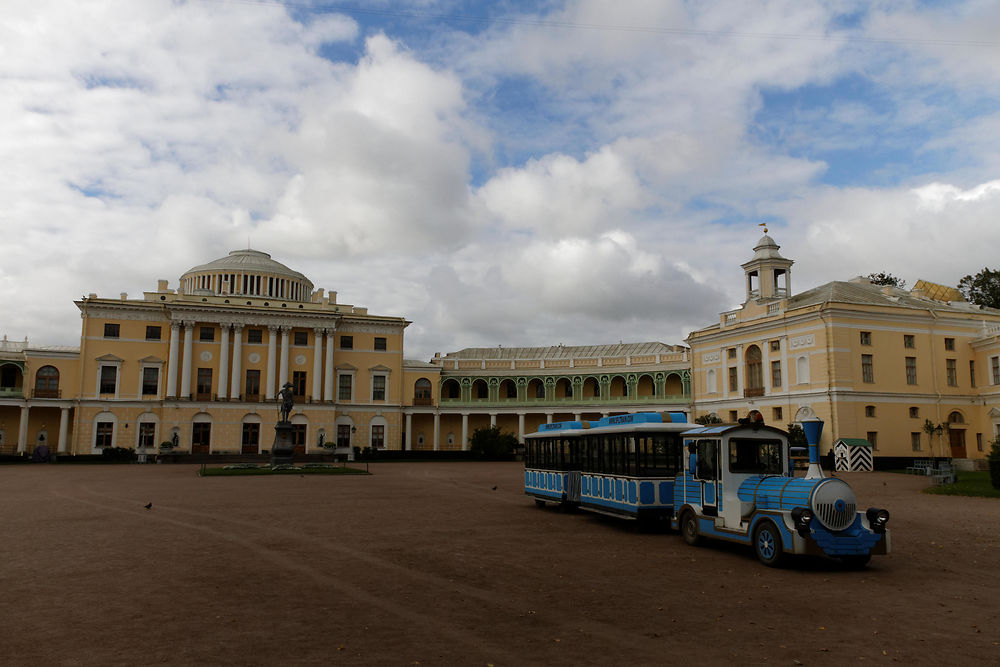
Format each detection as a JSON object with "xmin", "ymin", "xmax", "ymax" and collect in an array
[{"xmin": 523, "ymin": 412, "xmax": 890, "ymax": 567}]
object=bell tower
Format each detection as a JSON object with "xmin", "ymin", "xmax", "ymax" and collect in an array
[{"xmin": 741, "ymin": 230, "xmax": 793, "ymax": 304}]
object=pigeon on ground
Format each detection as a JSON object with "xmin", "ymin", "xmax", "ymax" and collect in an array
[
  {"xmin": 144, "ymin": 502, "xmax": 152, "ymax": 510},
  {"xmin": 492, "ymin": 486, "xmax": 497, "ymax": 491}
]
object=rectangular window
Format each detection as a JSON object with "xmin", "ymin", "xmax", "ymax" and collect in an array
[
  {"xmin": 728, "ymin": 367, "xmax": 738, "ymax": 392},
  {"xmin": 374, "ymin": 337, "xmax": 387, "ymax": 351},
  {"xmin": 372, "ymin": 424, "xmax": 385, "ymax": 449},
  {"xmin": 373, "ymin": 375, "xmax": 386, "ymax": 401},
  {"xmin": 911, "ymin": 432, "xmax": 922, "ymax": 452},
  {"xmin": 293, "ymin": 330, "xmax": 308, "ymax": 346},
  {"xmin": 247, "ymin": 328, "xmax": 263, "ymax": 344},
  {"xmin": 104, "ymin": 323, "xmax": 120, "ymax": 338},
  {"xmin": 772, "ymin": 407, "xmax": 783, "ymax": 422},
  {"xmin": 95, "ymin": 421, "xmax": 114, "ymax": 448},
  {"xmin": 977, "ymin": 433, "xmax": 983, "ymax": 452},
  {"xmin": 728, "ymin": 439, "xmax": 783, "ymax": 475},
  {"xmin": 860, "ymin": 331, "xmax": 871, "ymax": 346},
  {"xmin": 946, "ymin": 359, "xmax": 957, "ymax": 387},
  {"xmin": 337, "ymin": 424, "xmax": 351, "ymax": 447},
  {"xmin": 145, "ymin": 326, "xmax": 161, "ymax": 341},
  {"xmin": 861, "ymin": 354, "xmax": 874, "ymax": 383},
  {"xmin": 340, "ymin": 335, "xmax": 353, "ymax": 350},
  {"xmin": 245, "ymin": 369, "xmax": 260, "ymax": 398},
  {"xmin": 196, "ymin": 368, "xmax": 213, "ymax": 397},
  {"xmin": 770, "ymin": 340, "xmax": 780, "ymax": 352},
  {"xmin": 138, "ymin": 422, "xmax": 156, "ymax": 449},
  {"xmin": 903, "ymin": 334, "xmax": 915, "ymax": 349},
  {"xmin": 292, "ymin": 370, "xmax": 307, "ymax": 397},
  {"xmin": 99, "ymin": 366, "xmax": 117, "ymax": 394},
  {"xmin": 142, "ymin": 367, "xmax": 159, "ymax": 396},
  {"xmin": 338, "ymin": 374, "xmax": 352, "ymax": 401},
  {"xmin": 865, "ymin": 405, "xmax": 876, "ymax": 417},
  {"xmin": 727, "ymin": 348, "xmax": 736, "ymax": 359},
  {"xmin": 970, "ymin": 360, "xmax": 976, "ymax": 388},
  {"xmin": 944, "ymin": 337, "xmax": 955, "ymax": 351},
  {"xmin": 199, "ymin": 327, "xmax": 214, "ymax": 342},
  {"xmin": 291, "ymin": 424, "xmax": 306, "ymax": 447},
  {"xmin": 992, "ymin": 357, "xmax": 999, "ymax": 385},
  {"xmin": 905, "ymin": 357, "xmax": 917, "ymax": 385},
  {"xmin": 909, "ymin": 406, "xmax": 919, "ymax": 418},
  {"xmin": 867, "ymin": 431, "xmax": 878, "ymax": 450},
  {"xmin": 771, "ymin": 360, "xmax": 781, "ymax": 387}
]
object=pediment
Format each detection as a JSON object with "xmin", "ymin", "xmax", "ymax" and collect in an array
[{"xmin": 95, "ymin": 354, "xmax": 123, "ymax": 362}]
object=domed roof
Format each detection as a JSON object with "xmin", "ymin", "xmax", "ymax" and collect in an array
[
  {"xmin": 750, "ymin": 234, "xmax": 787, "ymax": 261},
  {"xmin": 181, "ymin": 249, "xmax": 312, "ymax": 285}
]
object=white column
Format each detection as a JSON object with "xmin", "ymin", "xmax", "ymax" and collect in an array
[
  {"xmin": 405, "ymin": 413, "xmax": 412, "ymax": 451},
  {"xmin": 312, "ymin": 328, "xmax": 323, "ymax": 402},
  {"xmin": 57, "ymin": 407, "xmax": 70, "ymax": 454},
  {"xmin": 229, "ymin": 325, "xmax": 243, "ymax": 400},
  {"xmin": 573, "ymin": 413, "xmax": 582, "ymax": 421},
  {"xmin": 180, "ymin": 322, "xmax": 194, "ymax": 399},
  {"xmin": 761, "ymin": 338, "xmax": 771, "ymax": 393},
  {"xmin": 461, "ymin": 413, "xmax": 469, "ymax": 452},
  {"xmin": 279, "ymin": 326, "xmax": 290, "ymax": 388},
  {"xmin": 490, "ymin": 413, "xmax": 497, "ymax": 428},
  {"xmin": 518, "ymin": 413, "xmax": 525, "ymax": 443},
  {"xmin": 433, "ymin": 412, "xmax": 440, "ymax": 452},
  {"xmin": 266, "ymin": 325, "xmax": 277, "ymax": 399},
  {"xmin": 17, "ymin": 405, "xmax": 29, "ymax": 453},
  {"xmin": 324, "ymin": 330, "xmax": 335, "ymax": 401},
  {"xmin": 167, "ymin": 322, "xmax": 180, "ymax": 398},
  {"xmin": 217, "ymin": 324, "xmax": 230, "ymax": 400}
]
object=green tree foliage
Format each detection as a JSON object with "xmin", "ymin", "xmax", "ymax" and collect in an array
[
  {"xmin": 958, "ymin": 268, "xmax": 1000, "ymax": 309},
  {"xmin": 694, "ymin": 414, "xmax": 723, "ymax": 425},
  {"xmin": 867, "ymin": 272, "xmax": 906, "ymax": 288},
  {"xmin": 786, "ymin": 424, "xmax": 808, "ymax": 448},
  {"xmin": 468, "ymin": 426, "xmax": 518, "ymax": 459}
]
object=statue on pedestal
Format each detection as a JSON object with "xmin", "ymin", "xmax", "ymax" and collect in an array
[{"xmin": 270, "ymin": 382, "xmax": 296, "ymax": 466}]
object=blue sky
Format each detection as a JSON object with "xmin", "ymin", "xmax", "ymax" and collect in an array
[{"xmin": 3, "ymin": 0, "xmax": 1000, "ymax": 359}]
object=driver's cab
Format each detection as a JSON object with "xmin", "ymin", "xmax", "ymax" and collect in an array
[{"xmin": 680, "ymin": 424, "xmax": 790, "ymax": 530}]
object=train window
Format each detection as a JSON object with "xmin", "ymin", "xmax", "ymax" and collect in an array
[
  {"xmin": 729, "ymin": 438, "xmax": 783, "ymax": 475},
  {"xmin": 695, "ymin": 439, "xmax": 718, "ymax": 480}
]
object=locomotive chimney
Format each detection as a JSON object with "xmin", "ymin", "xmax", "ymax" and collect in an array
[{"xmin": 801, "ymin": 416, "xmax": 825, "ymax": 480}]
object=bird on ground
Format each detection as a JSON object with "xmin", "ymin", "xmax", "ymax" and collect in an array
[
  {"xmin": 492, "ymin": 486, "xmax": 497, "ymax": 491},
  {"xmin": 144, "ymin": 502, "xmax": 152, "ymax": 510}
]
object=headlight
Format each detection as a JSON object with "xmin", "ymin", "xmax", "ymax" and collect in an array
[
  {"xmin": 791, "ymin": 507, "xmax": 813, "ymax": 534},
  {"xmin": 866, "ymin": 507, "xmax": 890, "ymax": 532}
]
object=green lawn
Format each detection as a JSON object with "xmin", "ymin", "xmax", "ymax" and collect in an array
[
  {"xmin": 923, "ymin": 470, "xmax": 1000, "ymax": 498},
  {"xmin": 199, "ymin": 464, "xmax": 370, "ymax": 477}
]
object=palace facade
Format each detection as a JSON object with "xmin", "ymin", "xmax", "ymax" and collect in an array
[
  {"xmin": 686, "ymin": 233, "xmax": 1000, "ymax": 463},
  {"xmin": 4, "ymin": 236, "xmax": 1000, "ymax": 465}
]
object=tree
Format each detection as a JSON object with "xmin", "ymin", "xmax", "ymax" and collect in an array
[
  {"xmin": 468, "ymin": 426, "xmax": 518, "ymax": 459},
  {"xmin": 694, "ymin": 413, "xmax": 723, "ymax": 425},
  {"xmin": 958, "ymin": 267, "xmax": 1000, "ymax": 310},
  {"xmin": 867, "ymin": 272, "xmax": 906, "ymax": 289}
]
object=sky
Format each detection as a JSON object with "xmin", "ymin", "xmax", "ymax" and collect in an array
[{"xmin": 3, "ymin": 0, "xmax": 1000, "ymax": 361}]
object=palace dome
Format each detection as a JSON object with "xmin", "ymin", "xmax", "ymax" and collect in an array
[{"xmin": 179, "ymin": 249, "xmax": 314, "ymax": 302}]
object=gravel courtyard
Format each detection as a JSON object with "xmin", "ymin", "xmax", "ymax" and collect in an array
[{"xmin": 2, "ymin": 462, "xmax": 997, "ymax": 665}]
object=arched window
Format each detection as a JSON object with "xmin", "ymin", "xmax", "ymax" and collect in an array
[
  {"xmin": 706, "ymin": 369, "xmax": 717, "ymax": 394},
  {"xmin": 499, "ymin": 379, "xmax": 517, "ymax": 400},
  {"xmin": 948, "ymin": 411, "xmax": 965, "ymax": 424},
  {"xmin": 34, "ymin": 366, "xmax": 59, "ymax": 397},
  {"xmin": 745, "ymin": 345, "xmax": 763, "ymax": 395},
  {"xmin": 441, "ymin": 379, "xmax": 460, "ymax": 400},
  {"xmin": 473, "ymin": 379, "xmax": 489, "ymax": 400},
  {"xmin": 665, "ymin": 373, "xmax": 683, "ymax": 396},
  {"xmin": 636, "ymin": 375, "xmax": 655, "ymax": 397},
  {"xmin": 414, "ymin": 378, "xmax": 432, "ymax": 405}
]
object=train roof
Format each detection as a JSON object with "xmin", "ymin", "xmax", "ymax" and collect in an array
[
  {"xmin": 524, "ymin": 411, "xmax": 692, "ymax": 439},
  {"xmin": 680, "ymin": 424, "xmax": 789, "ymax": 438}
]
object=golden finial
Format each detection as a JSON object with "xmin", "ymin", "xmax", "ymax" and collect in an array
[{"xmin": 758, "ymin": 222, "xmax": 768, "ymax": 234}]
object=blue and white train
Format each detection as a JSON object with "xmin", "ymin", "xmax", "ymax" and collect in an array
[{"xmin": 523, "ymin": 412, "xmax": 890, "ymax": 567}]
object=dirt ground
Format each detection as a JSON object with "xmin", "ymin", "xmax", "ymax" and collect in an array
[{"xmin": 1, "ymin": 463, "xmax": 998, "ymax": 666}]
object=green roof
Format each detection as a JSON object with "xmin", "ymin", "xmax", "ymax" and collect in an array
[{"xmin": 836, "ymin": 438, "xmax": 872, "ymax": 448}]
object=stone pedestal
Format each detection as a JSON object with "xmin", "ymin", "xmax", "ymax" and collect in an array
[{"xmin": 270, "ymin": 421, "xmax": 295, "ymax": 466}]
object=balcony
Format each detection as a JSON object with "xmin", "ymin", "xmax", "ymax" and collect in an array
[
  {"xmin": 744, "ymin": 387, "xmax": 765, "ymax": 398},
  {"xmin": 0, "ymin": 387, "xmax": 24, "ymax": 398},
  {"xmin": 438, "ymin": 394, "xmax": 689, "ymax": 408},
  {"xmin": 32, "ymin": 389, "xmax": 61, "ymax": 399}
]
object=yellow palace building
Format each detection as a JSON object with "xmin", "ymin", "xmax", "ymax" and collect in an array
[
  {"xmin": 0, "ymin": 249, "xmax": 433, "ymax": 457},
  {"xmin": 687, "ymin": 233, "xmax": 1000, "ymax": 465}
]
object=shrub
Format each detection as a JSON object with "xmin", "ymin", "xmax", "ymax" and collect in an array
[
  {"xmin": 101, "ymin": 447, "xmax": 136, "ymax": 462},
  {"xmin": 988, "ymin": 438, "xmax": 1000, "ymax": 490},
  {"xmin": 469, "ymin": 426, "xmax": 517, "ymax": 459}
]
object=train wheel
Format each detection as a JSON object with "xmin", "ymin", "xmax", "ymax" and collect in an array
[
  {"xmin": 681, "ymin": 511, "xmax": 704, "ymax": 546},
  {"xmin": 839, "ymin": 554, "xmax": 871, "ymax": 569},
  {"xmin": 753, "ymin": 521, "xmax": 785, "ymax": 567}
]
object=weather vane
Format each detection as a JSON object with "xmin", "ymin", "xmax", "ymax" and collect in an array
[{"xmin": 758, "ymin": 222, "xmax": 768, "ymax": 234}]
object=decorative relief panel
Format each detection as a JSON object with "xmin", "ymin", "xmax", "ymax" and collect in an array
[
  {"xmin": 248, "ymin": 353, "xmax": 261, "ymax": 364},
  {"xmin": 294, "ymin": 354, "xmax": 307, "ymax": 366},
  {"xmin": 200, "ymin": 351, "xmax": 212, "ymax": 362},
  {"xmin": 790, "ymin": 334, "xmax": 815, "ymax": 349},
  {"xmin": 702, "ymin": 351, "xmax": 721, "ymax": 364}
]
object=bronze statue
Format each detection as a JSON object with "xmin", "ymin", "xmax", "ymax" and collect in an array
[{"xmin": 277, "ymin": 382, "xmax": 294, "ymax": 422}]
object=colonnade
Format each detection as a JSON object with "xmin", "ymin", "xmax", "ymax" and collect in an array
[{"xmin": 165, "ymin": 321, "xmax": 338, "ymax": 402}]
